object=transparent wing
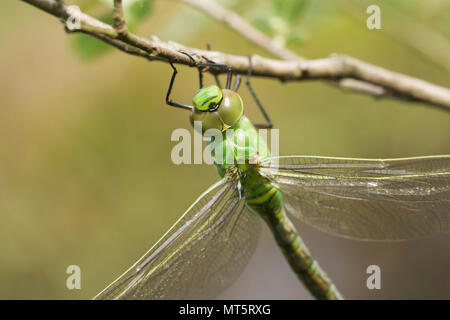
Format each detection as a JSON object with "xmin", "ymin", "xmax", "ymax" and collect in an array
[
  {"xmin": 260, "ymin": 155, "xmax": 450, "ymax": 241},
  {"xmin": 94, "ymin": 179, "xmax": 260, "ymax": 299}
]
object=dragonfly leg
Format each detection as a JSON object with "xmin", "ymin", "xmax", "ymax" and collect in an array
[
  {"xmin": 246, "ymin": 56, "xmax": 273, "ymax": 129},
  {"xmin": 182, "ymin": 48, "xmax": 231, "ymax": 89},
  {"xmin": 196, "ymin": 61, "xmax": 233, "ymax": 90},
  {"xmin": 205, "ymin": 44, "xmax": 222, "ymax": 88},
  {"xmin": 180, "ymin": 50, "xmax": 205, "ymax": 89},
  {"xmin": 166, "ymin": 61, "xmax": 194, "ymax": 111},
  {"xmin": 232, "ymin": 74, "xmax": 241, "ymax": 92},
  {"xmin": 198, "ymin": 68, "xmax": 204, "ymax": 89}
]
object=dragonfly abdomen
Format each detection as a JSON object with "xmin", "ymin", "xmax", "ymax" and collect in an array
[{"xmin": 246, "ymin": 181, "xmax": 343, "ymax": 300}]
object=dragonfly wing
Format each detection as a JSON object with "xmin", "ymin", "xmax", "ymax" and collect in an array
[
  {"xmin": 260, "ymin": 155, "xmax": 450, "ymax": 241},
  {"xmin": 94, "ymin": 179, "xmax": 261, "ymax": 299}
]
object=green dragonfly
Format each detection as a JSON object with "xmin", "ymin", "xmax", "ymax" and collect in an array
[{"xmin": 94, "ymin": 58, "xmax": 450, "ymax": 300}]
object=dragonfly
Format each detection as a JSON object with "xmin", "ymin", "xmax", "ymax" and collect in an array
[{"xmin": 94, "ymin": 57, "xmax": 450, "ymax": 300}]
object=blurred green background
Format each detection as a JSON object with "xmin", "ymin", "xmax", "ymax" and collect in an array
[{"xmin": 1, "ymin": 0, "xmax": 449, "ymax": 299}]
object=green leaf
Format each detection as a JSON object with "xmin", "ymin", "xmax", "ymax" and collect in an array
[
  {"xmin": 285, "ymin": 28, "xmax": 307, "ymax": 46},
  {"xmin": 69, "ymin": 14, "xmax": 114, "ymax": 60},
  {"xmin": 251, "ymin": 15, "xmax": 274, "ymax": 36},
  {"xmin": 70, "ymin": 34, "xmax": 112, "ymax": 60},
  {"xmin": 69, "ymin": 0, "xmax": 154, "ymax": 60},
  {"xmin": 271, "ymin": 0, "xmax": 309, "ymax": 23},
  {"xmin": 125, "ymin": 0, "xmax": 154, "ymax": 24}
]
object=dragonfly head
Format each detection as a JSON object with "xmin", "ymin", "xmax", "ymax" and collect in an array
[{"xmin": 190, "ymin": 85, "xmax": 244, "ymax": 133}]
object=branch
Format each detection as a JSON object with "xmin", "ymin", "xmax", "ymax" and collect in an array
[
  {"xmin": 113, "ymin": 0, "xmax": 128, "ymax": 36},
  {"xmin": 182, "ymin": 0, "xmax": 303, "ymax": 61},
  {"xmin": 21, "ymin": 0, "xmax": 450, "ymax": 111},
  {"xmin": 181, "ymin": 0, "xmax": 450, "ymax": 110},
  {"xmin": 181, "ymin": 0, "xmax": 387, "ymax": 98},
  {"xmin": 343, "ymin": 0, "xmax": 450, "ymax": 73}
]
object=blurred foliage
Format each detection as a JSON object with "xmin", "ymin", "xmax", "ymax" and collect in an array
[
  {"xmin": 67, "ymin": 0, "xmax": 450, "ymax": 65},
  {"xmin": 247, "ymin": 0, "xmax": 449, "ymax": 64},
  {"xmin": 70, "ymin": 0, "xmax": 154, "ymax": 59},
  {"xmin": 347, "ymin": 0, "xmax": 450, "ymax": 35},
  {"xmin": 71, "ymin": 13, "xmax": 113, "ymax": 60},
  {"xmin": 1, "ymin": 0, "xmax": 449, "ymax": 299},
  {"xmin": 250, "ymin": 0, "xmax": 310, "ymax": 46}
]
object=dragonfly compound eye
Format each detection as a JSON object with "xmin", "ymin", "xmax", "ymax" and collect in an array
[
  {"xmin": 192, "ymin": 85, "xmax": 223, "ymax": 111},
  {"xmin": 191, "ymin": 86, "xmax": 243, "ymax": 133},
  {"xmin": 190, "ymin": 109, "xmax": 224, "ymax": 132},
  {"xmin": 217, "ymin": 89, "xmax": 244, "ymax": 127}
]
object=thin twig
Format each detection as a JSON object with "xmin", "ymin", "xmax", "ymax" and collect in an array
[
  {"xmin": 344, "ymin": 0, "xmax": 450, "ymax": 73},
  {"xmin": 20, "ymin": 0, "xmax": 450, "ymax": 111},
  {"xmin": 182, "ymin": 0, "xmax": 302, "ymax": 61},
  {"xmin": 113, "ymin": 0, "xmax": 128, "ymax": 37},
  {"xmin": 180, "ymin": 0, "xmax": 398, "ymax": 102}
]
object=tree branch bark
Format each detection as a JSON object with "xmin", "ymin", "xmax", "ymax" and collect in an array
[
  {"xmin": 180, "ymin": 0, "xmax": 450, "ymax": 109},
  {"xmin": 113, "ymin": 0, "xmax": 128, "ymax": 37},
  {"xmin": 20, "ymin": 0, "xmax": 450, "ymax": 111},
  {"xmin": 182, "ymin": 0, "xmax": 303, "ymax": 61}
]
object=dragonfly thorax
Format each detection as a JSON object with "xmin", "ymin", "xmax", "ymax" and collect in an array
[{"xmin": 190, "ymin": 86, "xmax": 244, "ymax": 133}]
